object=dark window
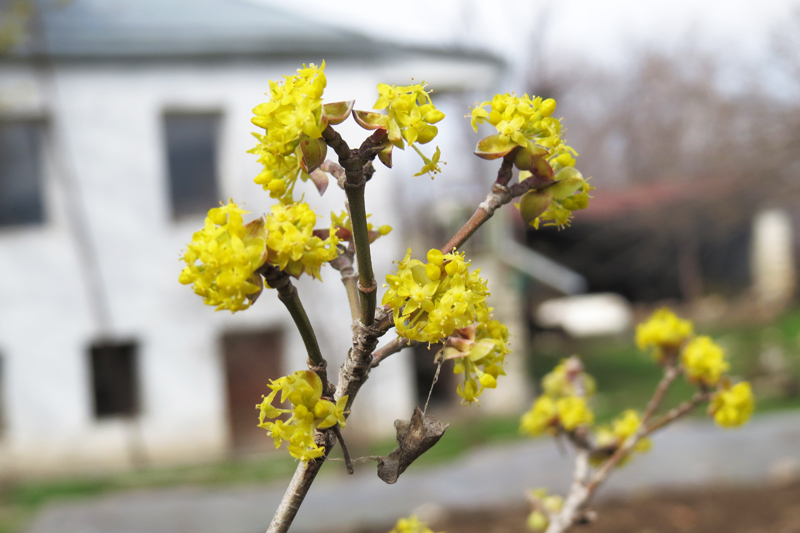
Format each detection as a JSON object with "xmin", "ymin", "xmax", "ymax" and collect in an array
[
  {"xmin": 0, "ymin": 120, "xmax": 45, "ymax": 227},
  {"xmin": 164, "ymin": 113, "xmax": 220, "ymax": 218},
  {"xmin": 90, "ymin": 341, "xmax": 139, "ymax": 418}
]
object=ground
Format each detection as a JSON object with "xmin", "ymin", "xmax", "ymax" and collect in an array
[{"xmin": 401, "ymin": 483, "xmax": 800, "ymax": 533}]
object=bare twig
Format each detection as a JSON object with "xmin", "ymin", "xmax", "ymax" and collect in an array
[
  {"xmin": 370, "ymin": 337, "xmax": 419, "ymax": 369},
  {"xmin": 266, "ymin": 430, "xmax": 336, "ymax": 533},
  {"xmin": 441, "ymin": 163, "xmax": 554, "ymax": 254},
  {"xmin": 545, "ymin": 450, "xmax": 590, "ymax": 533},
  {"xmin": 587, "ymin": 364, "xmax": 680, "ymax": 494},
  {"xmin": 645, "ymin": 391, "xmax": 711, "ymax": 435},
  {"xmin": 330, "ymin": 243, "xmax": 360, "ymax": 322},
  {"xmin": 332, "ymin": 425, "xmax": 354, "ymax": 474},
  {"xmin": 641, "ymin": 364, "xmax": 682, "ymax": 426}
]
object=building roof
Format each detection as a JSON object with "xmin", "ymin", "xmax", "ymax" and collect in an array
[{"xmin": 9, "ymin": 0, "xmax": 393, "ymax": 59}]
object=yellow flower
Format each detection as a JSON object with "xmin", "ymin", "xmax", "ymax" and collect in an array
[
  {"xmin": 388, "ymin": 515, "xmax": 439, "ymax": 533},
  {"xmin": 264, "ymin": 203, "xmax": 339, "ymax": 279},
  {"xmin": 471, "ymin": 93, "xmax": 590, "ymax": 229},
  {"xmin": 710, "ymin": 382, "xmax": 754, "ymax": 428},
  {"xmin": 250, "ymin": 62, "xmax": 327, "ymax": 203},
  {"xmin": 556, "ymin": 396, "xmax": 594, "ymax": 431},
  {"xmin": 525, "ymin": 488, "xmax": 563, "ymax": 531},
  {"xmin": 179, "ymin": 201, "xmax": 267, "ymax": 312},
  {"xmin": 682, "ymin": 336, "xmax": 729, "ymax": 386},
  {"xmin": 366, "ymin": 82, "xmax": 445, "ymax": 177},
  {"xmin": 382, "ymin": 248, "xmax": 490, "ymax": 344},
  {"xmin": 257, "ymin": 370, "xmax": 350, "ymax": 462},
  {"xmin": 635, "ymin": 308, "xmax": 693, "ymax": 360},
  {"xmin": 541, "ymin": 358, "xmax": 596, "ymax": 398},
  {"xmin": 591, "ymin": 410, "xmax": 650, "ymax": 467},
  {"xmin": 520, "ymin": 396, "xmax": 558, "ymax": 436},
  {"xmin": 444, "ymin": 319, "xmax": 511, "ymax": 405},
  {"xmin": 330, "ymin": 210, "xmax": 392, "ymax": 243}
]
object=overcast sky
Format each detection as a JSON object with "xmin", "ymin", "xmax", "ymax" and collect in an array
[{"xmin": 261, "ymin": 0, "xmax": 798, "ymax": 91}]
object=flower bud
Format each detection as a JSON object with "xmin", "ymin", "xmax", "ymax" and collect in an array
[
  {"xmin": 519, "ymin": 189, "xmax": 553, "ymax": 226},
  {"xmin": 549, "ymin": 176, "xmax": 585, "ymax": 200},
  {"xmin": 425, "ymin": 262, "xmax": 442, "ymax": 281},
  {"xmin": 540, "ymin": 98, "xmax": 556, "ymax": 117},
  {"xmin": 514, "ymin": 145, "xmax": 549, "ymax": 171}
]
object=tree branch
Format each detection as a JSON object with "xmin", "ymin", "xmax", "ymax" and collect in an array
[
  {"xmin": 441, "ymin": 164, "xmax": 554, "ymax": 253},
  {"xmin": 370, "ymin": 337, "xmax": 419, "ymax": 369},
  {"xmin": 266, "ymin": 152, "xmax": 549, "ymax": 533},
  {"xmin": 330, "ymin": 243, "xmax": 360, "ymax": 322}
]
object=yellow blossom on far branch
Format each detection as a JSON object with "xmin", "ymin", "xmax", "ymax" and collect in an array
[
  {"xmin": 388, "ymin": 515, "xmax": 441, "ymax": 533},
  {"xmin": 710, "ymin": 381, "xmax": 755, "ymax": 428},
  {"xmin": 635, "ymin": 307, "xmax": 693, "ymax": 361},
  {"xmin": 249, "ymin": 62, "xmax": 327, "ymax": 203},
  {"xmin": 179, "ymin": 201, "xmax": 266, "ymax": 313},
  {"xmin": 257, "ymin": 370, "xmax": 348, "ymax": 462},
  {"xmin": 520, "ymin": 394, "xmax": 593, "ymax": 436},
  {"xmin": 592, "ymin": 410, "xmax": 651, "ymax": 467},
  {"xmin": 682, "ymin": 336, "xmax": 729, "ymax": 386}
]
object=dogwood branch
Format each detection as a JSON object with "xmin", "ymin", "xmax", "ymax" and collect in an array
[
  {"xmin": 543, "ymin": 365, "xmax": 711, "ymax": 533},
  {"xmin": 441, "ymin": 157, "xmax": 554, "ymax": 253},
  {"xmin": 268, "ymin": 153, "xmax": 550, "ymax": 533}
]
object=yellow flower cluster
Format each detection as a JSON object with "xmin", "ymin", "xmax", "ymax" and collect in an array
[
  {"xmin": 257, "ymin": 370, "xmax": 348, "ymax": 462},
  {"xmin": 520, "ymin": 394, "xmax": 594, "ymax": 436},
  {"xmin": 330, "ymin": 210, "xmax": 392, "ymax": 243},
  {"xmin": 382, "ymin": 248, "xmax": 489, "ymax": 344},
  {"xmin": 179, "ymin": 201, "xmax": 266, "ymax": 313},
  {"xmin": 635, "ymin": 308, "xmax": 754, "ymax": 428},
  {"xmin": 710, "ymin": 382, "xmax": 755, "ymax": 428},
  {"xmin": 264, "ymin": 203, "xmax": 339, "ymax": 280},
  {"xmin": 592, "ymin": 410, "xmax": 651, "ymax": 466},
  {"xmin": 388, "ymin": 515, "xmax": 440, "ymax": 533},
  {"xmin": 520, "ymin": 359, "xmax": 595, "ymax": 435},
  {"xmin": 541, "ymin": 358, "xmax": 596, "ymax": 398},
  {"xmin": 469, "ymin": 93, "xmax": 562, "ymax": 149},
  {"xmin": 375, "ymin": 83, "xmax": 445, "ymax": 147},
  {"xmin": 522, "ymin": 168, "xmax": 595, "ymax": 229},
  {"xmin": 361, "ymin": 82, "xmax": 445, "ymax": 177},
  {"xmin": 635, "ymin": 307, "xmax": 693, "ymax": 361},
  {"xmin": 250, "ymin": 62, "xmax": 327, "ymax": 203},
  {"xmin": 526, "ymin": 488, "xmax": 564, "ymax": 532},
  {"xmin": 442, "ymin": 319, "xmax": 511, "ymax": 404},
  {"xmin": 682, "ymin": 336, "xmax": 729, "ymax": 386}
]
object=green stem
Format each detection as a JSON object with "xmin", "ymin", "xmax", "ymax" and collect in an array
[
  {"xmin": 323, "ymin": 125, "xmax": 385, "ymax": 327},
  {"xmin": 345, "ymin": 184, "xmax": 376, "ymax": 325},
  {"xmin": 260, "ymin": 265, "xmax": 327, "ymax": 384}
]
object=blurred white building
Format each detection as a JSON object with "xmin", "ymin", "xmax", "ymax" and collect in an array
[{"xmin": 0, "ymin": 0, "xmax": 513, "ymax": 473}]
